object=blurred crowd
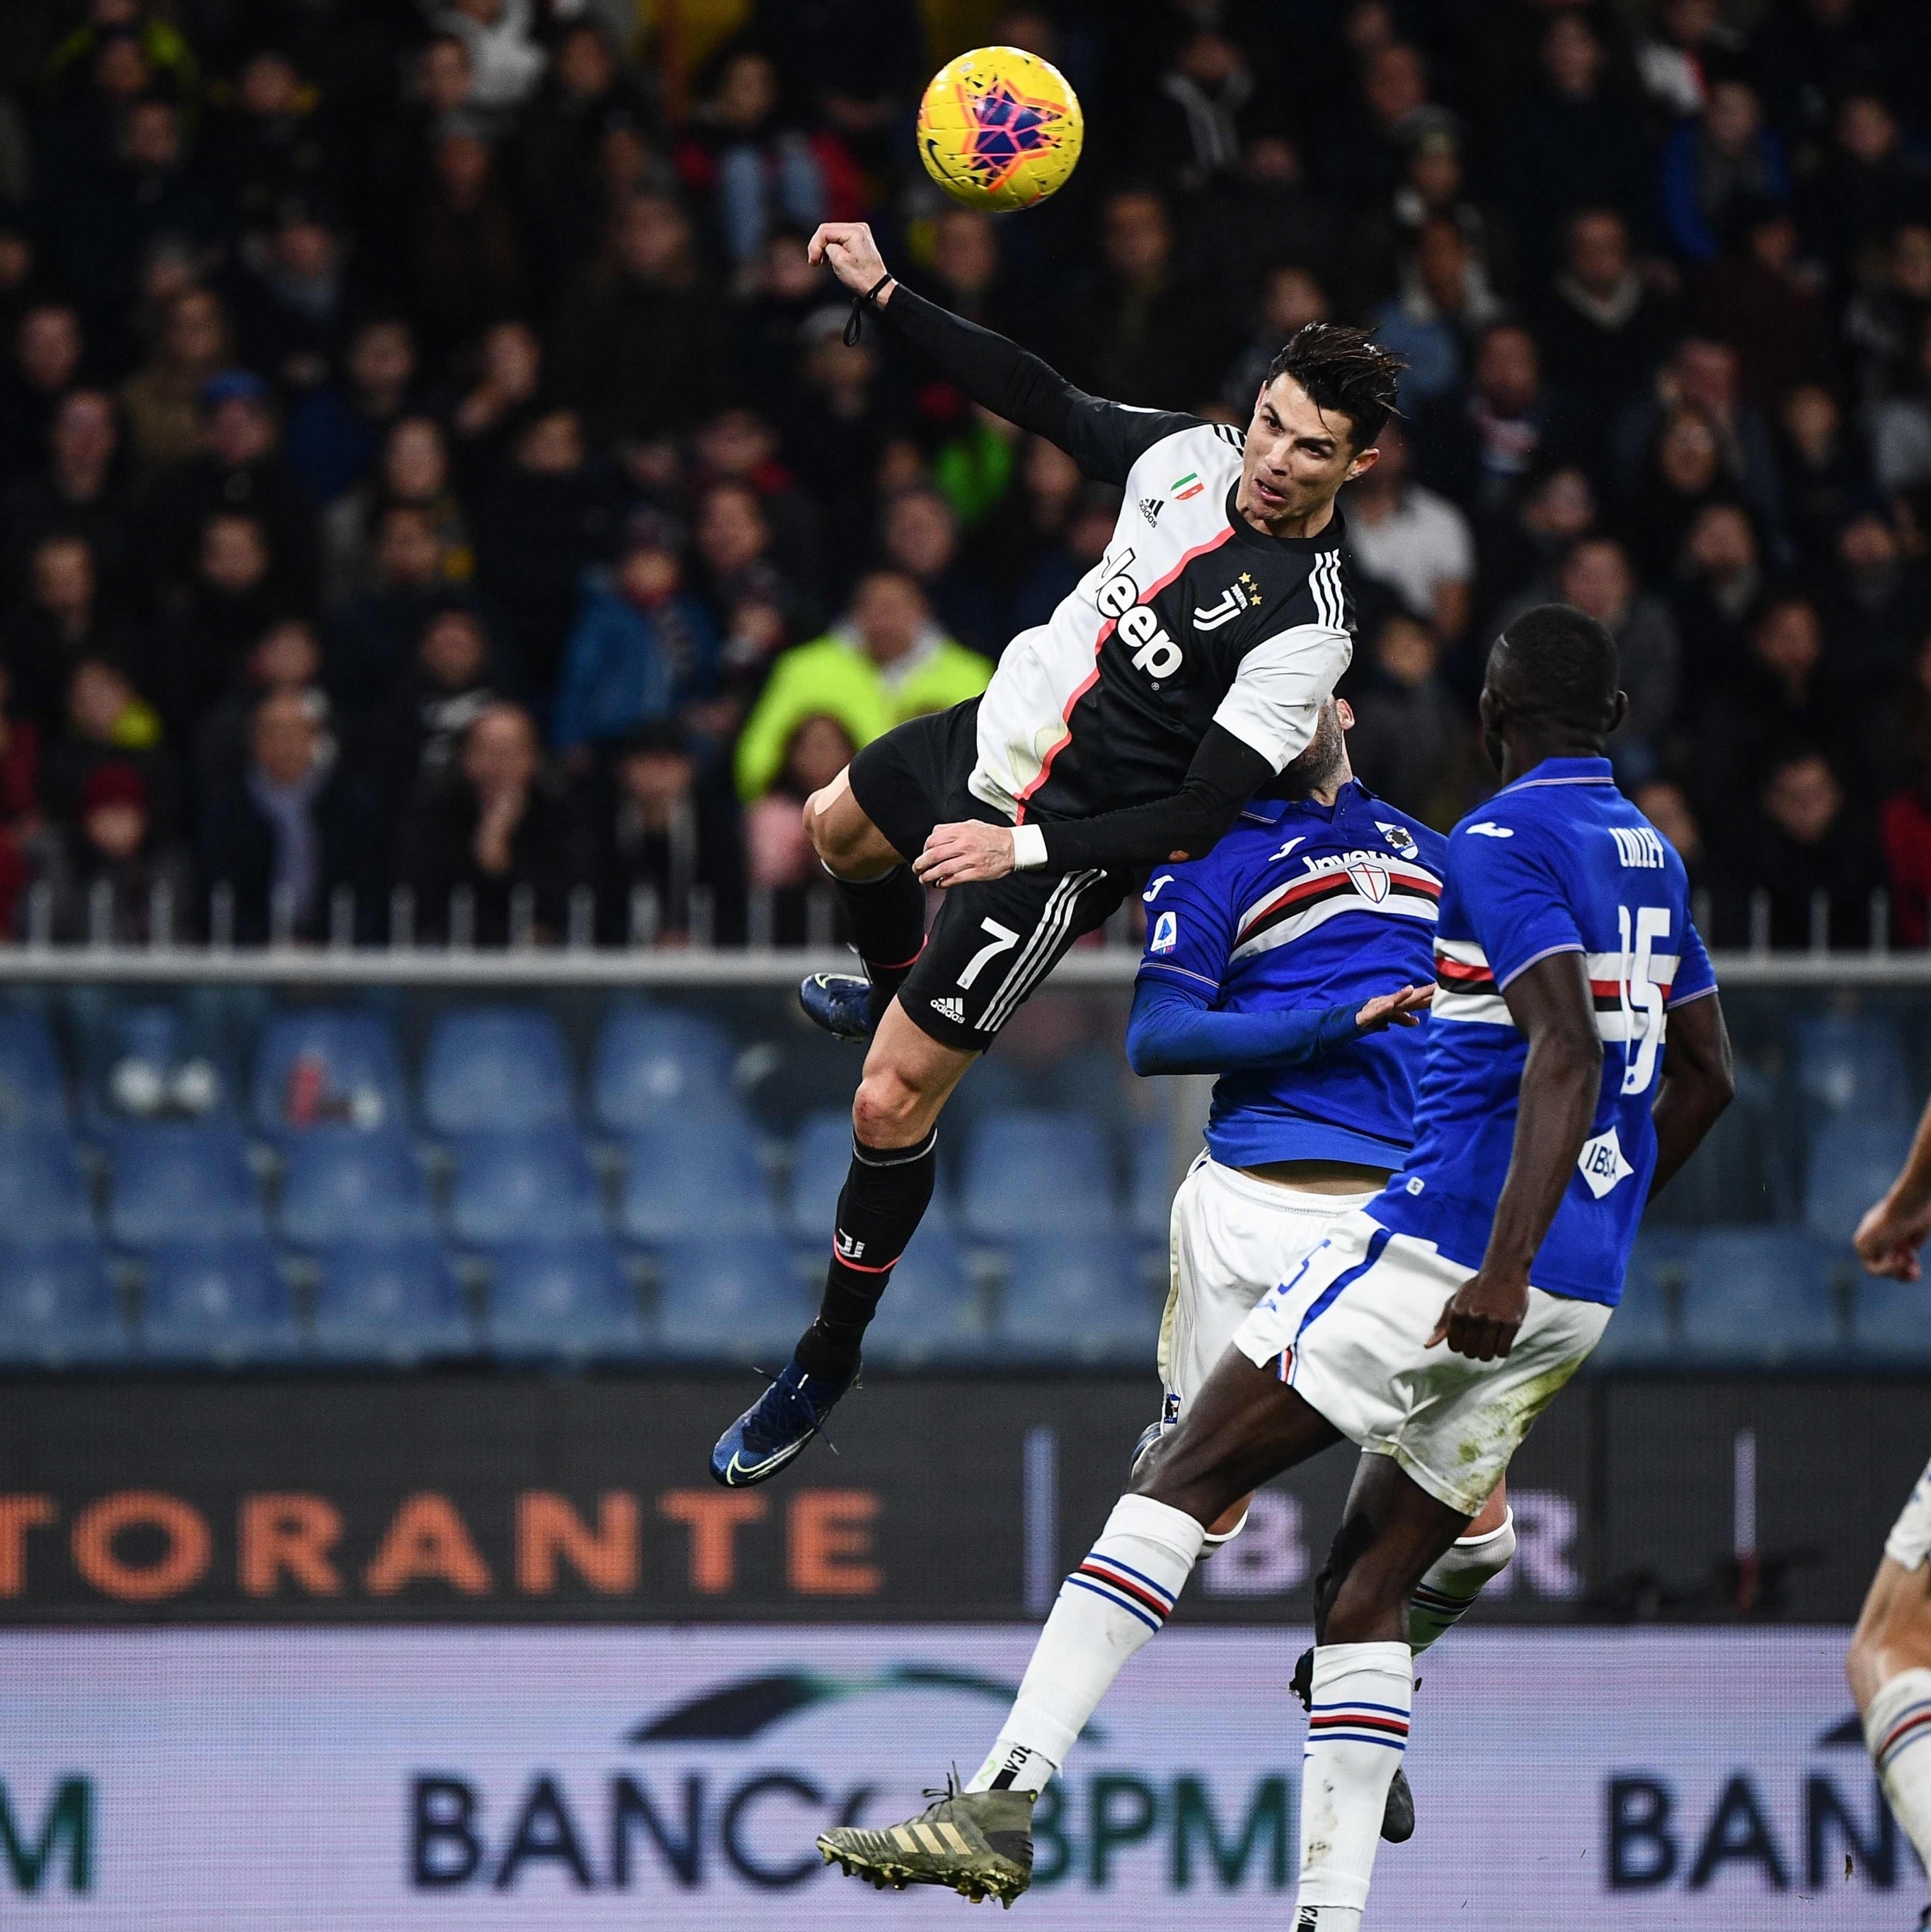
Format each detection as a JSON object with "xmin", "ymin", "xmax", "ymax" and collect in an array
[{"xmin": 0, "ymin": 0, "xmax": 1928, "ymax": 952}]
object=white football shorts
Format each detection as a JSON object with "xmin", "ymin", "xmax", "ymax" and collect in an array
[
  {"xmin": 1233, "ymin": 1207, "xmax": 1611, "ymax": 1517},
  {"xmin": 1886, "ymin": 1460, "xmax": 1931, "ymax": 1572},
  {"xmin": 1159, "ymin": 1152, "xmax": 1377, "ymax": 1413}
]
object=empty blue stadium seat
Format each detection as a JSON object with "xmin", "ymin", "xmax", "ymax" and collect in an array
[
  {"xmin": 786, "ymin": 1108, "xmax": 951, "ymax": 1243},
  {"xmin": 448, "ymin": 1129, "xmax": 604, "ymax": 1245},
  {"xmin": 0, "ymin": 1240, "xmax": 126, "ymax": 1365},
  {"xmin": 107, "ymin": 1123, "xmax": 265, "ymax": 1246},
  {"xmin": 422, "ymin": 1007, "xmax": 574, "ymax": 1134},
  {"xmin": 488, "ymin": 1236, "xmax": 643, "ymax": 1361},
  {"xmin": 0, "ymin": 1013, "xmax": 67, "ymax": 1127},
  {"xmin": 253, "ymin": 1009, "xmax": 408, "ymax": 1134},
  {"xmin": 1804, "ymin": 1119, "xmax": 1918, "ymax": 1246},
  {"xmin": 619, "ymin": 1116, "xmax": 774, "ymax": 1246},
  {"xmin": 962, "ymin": 1112, "xmax": 1117, "ymax": 1241},
  {"xmin": 311, "ymin": 1238, "xmax": 473, "ymax": 1364},
  {"xmin": 591, "ymin": 1008, "xmax": 738, "ymax": 1132},
  {"xmin": 996, "ymin": 1234, "xmax": 1158, "ymax": 1364},
  {"xmin": 1853, "ymin": 1271, "xmax": 1931, "ymax": 1364},
  {"xmin": 656, "ymin": 1231, "xmax": 812, "ymax": 1359},
  {"xmin": 80, "ymin": 1000, "xmax": 238, "ymax": 1132},
  {"xmin": 1793, "ymin": 1013, "xmax": 1912, "ymax": 1122},
  {"xmin": 280, "ymin": 1129, "xmax": 436, "ymax": 1246},
  {"xmin": 1678, "ymin": 1229, "xmax": 1841, "ymax": 1365},
  {"xmin": 0, "ymin": 1127, "xmax": 96, "ymax": 1242},
  {"xmin": 1130, "ymin": 1121, "xmax": 1176, "ymax": 1248},
  {"xmin": 1591, "ymin": 1231, "xmax": 1689, "ymax": 1367},
  {"xmin": 865, "ymin": 1227, "xmax": 984, "ymax": 1366},
  {"xmin": 141, "ymin": 1239, "xmax": 301, "ymax": 1363}
]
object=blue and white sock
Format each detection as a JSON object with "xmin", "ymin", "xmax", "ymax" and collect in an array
[
  {"xmin": 1294, "ymin": 1641, "xmax": 1414, "ymax": 1930},
  {"xmin": 1865, "ymin": 1667, "xmax": 1931, "ymax": 1875},
  {"xmin": 967, "ymin": 1495, "xmax": 1203, "ymax": 1795},
  {"xmin": 1409, "ymin": 1509, "xmax": 1515, "ymax": 1655}
]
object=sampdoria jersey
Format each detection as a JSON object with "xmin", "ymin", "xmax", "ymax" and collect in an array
[
  {"xmin": 1365, "ymin": 756, "xmax": 1719, "ymax": 1305},
  {"xmin": 1136, "ymin": 782, "xmax": 1447, "ymax": 1169},
  {"xmin": 967, "ymin": 408, "xmax": 1355, "ymax": 824}
]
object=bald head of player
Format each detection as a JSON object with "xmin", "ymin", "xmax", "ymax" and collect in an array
[
  {"xmin": 1241, "ymin": 324, "xmax": 1404, "ymax": 539},
  {"xmin": 1478, "ymin": 602, "xmax": 1628, "ymax": 783}
]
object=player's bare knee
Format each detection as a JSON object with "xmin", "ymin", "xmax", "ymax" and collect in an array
[{"xmin": 852, "ymin": 1065, "xmax": 929, "ymax": 1146}]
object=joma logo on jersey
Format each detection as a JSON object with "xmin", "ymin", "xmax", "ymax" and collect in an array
[
  {"xmin": 1094, "ymin": 548, "xmax": 1184, "ymax": 679},
  {"xmin": 1610, "ymin": 825, "xmax": 1667, "ymax": 870}
]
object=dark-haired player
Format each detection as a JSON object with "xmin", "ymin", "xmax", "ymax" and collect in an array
[
  {"xmin": 712, "ymin": 219, "xmax": 1405, "ymax": 1488},
  {"xmin": 817, "ymin": 605, "xmax": 1735, "ymax": 1924}
]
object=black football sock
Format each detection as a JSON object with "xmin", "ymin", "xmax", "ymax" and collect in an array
[
  {"xmin": 830, "ymin": 864, "xmax": 926, "ymax": 1021},
  {"xmin": 794, "ymin": 1127, "xmax": 938, "ymax": 1379}
]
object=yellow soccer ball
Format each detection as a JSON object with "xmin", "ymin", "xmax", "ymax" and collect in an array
[{"xmin": 916, "ymin": 45, "xmax": 1084, "ymax": 212}]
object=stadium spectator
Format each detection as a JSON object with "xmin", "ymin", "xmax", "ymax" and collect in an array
[
  {"xmin": 1, "ymin": 386, "xmax": 132, "ymax": 592},
  {"xmin": 1661, "ymin": 76, "xmax": 1791, "ymax": 265},
  {"xmin": 30, "ymin": 758, "xmax": 194, "ymax": 945},
  {"xmin": 328, "ymin": 502, "xmax": 462, "ymax": 718},
  {"xmin": 1, "ymin": 534, "xmax": 132, "ymax": 732},
  {"xmin": 1537, "ymin": 209, "xmax": 1673, "ymax": 421},
  {"xmin": 879, "ymin": 485, "xmax": 1001, "ymax": 660},
  {"xmin": 1008, "ymin": 480, "xmax": 1117, "ymax": 640},
  {"xmin": 1552, "ymin": 536, "xmax": 1680, "ymax": 786},
  {"xmin": 1053, "ymin": 188, "xmax": 1228, "ymax": 409},
  {"xmin": 321, "ymin": 415, "xmax": 471, "ymax": 611},
  {"xmin": 553, "ymin": 517, "xmax": 718, "ymax": 756},
  {"xmin": 409, "ymin": 126, "xmax": 527, "ymax": 372},
  {"xmin": 681, "ymin": 48, "xmax": 827, "ymax": 277},
  {"xmin": 734, "ymin": 570, "xmax": 987, "ymax": 803},
  {"xmin": 1220, "ymin": 264, "xmax": 1330, "ymax": 418},
  {"xmin": 40, "ymin": 653, "xmax": 176, "ymax": 845},
  {"xmin": 399, "ymin": 698, "xmax": 586, "ymax": 945},
  {"xmin": 147, "ymin": 512, "xmax": 284, "ymax": 742},
  {"xmin": 230, "ymin": 196, "xmax": 350, "ymax": 395},
  {"xmin": 1341, "ymin": 614, "xmax": 1473, "ymax": 829},
  {"xmin": 1777, "ymin": 384, "xmax": 1874, "ymax": 567},
  {"xmin": 0, "ymin": 660, "xmax": 37, "ymax": 936},
  {"xmin": 365, "ymin": 603, "xmax": 502, "ymax": 818},
  {"xmin": 1691, "ymin": 200, "xmax": 1830, "ymax": 407},
  {"xmin": 432, "ymin": 0, "xmax": 548, "ymax": 114},
  {"xmin": 591, "ymin": 719, "xmax": 745, "ymax": 943},
  {"xmin": 1733, "ymin": 747, "xmax": 1879, "ymax": 949},
  {"xmin": 551, "ymin": 192, "xmax": 721, "ymax": 444},
  {"xmin": 284, "ymin": 316, "xmax": 418, "ymax": 507},
  {"xmin": 193, "ymin": 617, "xmax": 330, "ymax": 802},
  {"xmin": 1341, "ymin": 420, "xmax": 1474, "ymax": 644},
  {"xmin": 0, "ymin": 302, "xmax": 86, "ymax": 483},
  {"xmin": 449, "ymin": 317, "xmax": 543, "ymax": 491}
]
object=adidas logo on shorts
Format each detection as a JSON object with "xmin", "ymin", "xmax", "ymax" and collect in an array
[{"xmin": 930, "ymin": 996, "xmax": 965, "ymax": 1024}]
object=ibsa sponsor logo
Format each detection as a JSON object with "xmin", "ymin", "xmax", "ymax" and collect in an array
[
  {"xmin": 0, "ymin": 1776, "xmax": 91, "ymax": 1894},
  {"xmin": 411, "ymin": 1667, "xmax": 1296, "ymax": 1897},
  {"xmin": 1605, "ymin": 1714, "xmax": 1906, "ymax": 1897}
]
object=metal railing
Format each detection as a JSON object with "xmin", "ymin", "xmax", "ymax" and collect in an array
[{"xmin": 2, "ymin": 878, "xmax": 1923, "ymax": 985}]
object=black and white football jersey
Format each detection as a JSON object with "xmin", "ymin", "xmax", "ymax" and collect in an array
[{"xmin": 968, "ymin": 408, "xmax": 1356, "ymax": 825}]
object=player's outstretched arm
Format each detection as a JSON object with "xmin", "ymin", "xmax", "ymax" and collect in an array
[
  {"xmin": 808, "ymin": 222, "xmax": 1193, "ymax": 485},
  {"xmin": 1124, "ymin": 977, "xmax": 1429, "ymax": 1077},
  {"xmin": 1647, "ymin": 991, "xmax": 1734, "ymax": 1202},
  {"xmin": 1427, "ymin": 952, "xmax": 1601, "ymax": 1362},
  {"xmin": 1854, "ymin": 1086, "xmax": 1931, "ymax": 1280}
]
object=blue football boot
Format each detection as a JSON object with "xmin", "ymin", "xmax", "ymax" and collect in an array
[
  {"xmin": 799, "ymin": 971, "xmax": 878, "ymax": 1042},
  {"xmin": 710, "ymin": 1355, "xmax": 860, "ymax": 1487}
]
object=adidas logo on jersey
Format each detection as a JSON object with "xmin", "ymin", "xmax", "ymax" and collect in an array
[
  {"xmin": 930, "ymin": 996, "xmax": 966, "ymax": 1024},
  {"xmin": 1139, "ymin": 497, "xmax": 1164, "ymax": 527}
]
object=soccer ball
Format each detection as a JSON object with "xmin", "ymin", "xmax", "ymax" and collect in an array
[{"xmin": 916, "ymin": 46, "xmax": 1084, "ymax": 212}]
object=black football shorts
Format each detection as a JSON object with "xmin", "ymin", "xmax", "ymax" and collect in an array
[{"xmin": 848, "ymin": 700, "xmax": 1131, "ymax": 1052}]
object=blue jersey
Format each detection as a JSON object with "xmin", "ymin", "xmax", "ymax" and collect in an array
[
  {"xmin": 1365, "ymin": 757, "xmax": 1718, "ymax": 1304},
  {"xmin": 1136, "ymin": 781, "xmax": 1447, "ymax": 1168}
]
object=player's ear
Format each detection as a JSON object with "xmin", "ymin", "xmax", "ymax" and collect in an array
[
  {"xmin": 1344, "ymin": 442, "xmax": 1380, "ymax": 483},
  {"xmin": 1335, "ymin": 696, "xmax": 1355, "ymax": 731},
  {"xmin": 1608, "ymin": 688, "xmax": 1630, "ymax": 736}
]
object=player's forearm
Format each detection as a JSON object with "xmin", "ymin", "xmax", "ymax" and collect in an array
[
  {"xmin": 1647, "ymin": 994, "xmax": 1734, "ymax": 1201},
  {"xmin": 1884, "ymin": 1092, "xmax": 1931, "ymax": 1214},
  {"xmin": 1125, "ymin": 979, "xmax": 1358, "ymax": 1076},
  {"xmin": 1031, "ymin": 726, "xmax": 1275, "ymax": 873},
  {"xmin": 880, "ymin": 284, "xmax": 1079, "ymax": 445}
]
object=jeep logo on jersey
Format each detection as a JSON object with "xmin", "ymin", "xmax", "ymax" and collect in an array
[{"xmin": 1094, "ymin": 548, "xmax": 1184, "ymax": 679}]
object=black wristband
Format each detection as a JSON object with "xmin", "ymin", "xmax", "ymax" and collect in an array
[{"xmin": 843, "ymin": 273, "xmax": 896, "ymax": 346}]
